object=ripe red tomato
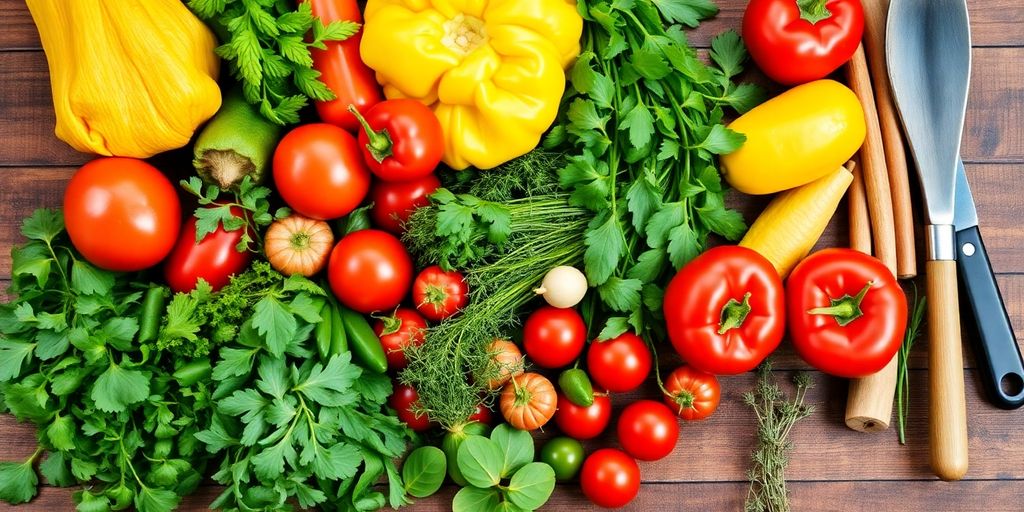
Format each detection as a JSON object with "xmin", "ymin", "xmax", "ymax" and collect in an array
[
  {"xmin": 373, "ymin": 308, "xmax": 427, "ymax": 370},
  {"xmin": 412, "ymin": 265, "xmax": 468, "ymax": 321},
  {"xmin": 63, "ymin": 157, "xmax": 181, "ymax": 271},
  {"xmin": 272, "ymin": 123, "xmax": 371, "ymax": 220},
  {"xmin": 617, "ymin": 400, "xmax": 679, "ymax": 461},
  {"xmin": 554, "ymin": 392, "xmax": 611, "ymax": 440},
  {"xmin": 663, "ymin": 365, "xmax": 721, "ymax": 421},
  {"xmin": 164, "ymin": 208, "xmax": 252, "ymax": 293},
  {"xmin": 587, "ymin": 332, "xmax": 652, "ymax": 393},
  {"xmin": 328, "ymin": 229, "xmax": 412, "ymax": 313},
  {"xmin": 580, "ymin": 449, "xmax": 641, "ymax": 509},
  {"xmin": 369, "ymin": 174, "xmax": 440, "ymax": 234},
  {"xmin": 467, "ymin": 403, "xmax": 494, "ymax": 426},
  {"xmin": 389, "ymin": 383, "xmax": 432, "ymax": 432},
  {"xmin": 522, "ymin": 306, "xmax": 586, "ymax": 369}
]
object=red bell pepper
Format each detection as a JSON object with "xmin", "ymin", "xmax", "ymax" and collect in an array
[
  {"xmin": 663, "ymin": 246, "xmax": 786, "ymax": 375},
  {"xmin": 742, "ymin": 0, "xmax": 865, "ymax": 85},
  {"xmin": 787, "ymin": 248, "xmax": 907, "ymax": 378},
  {"xmin": 349, "ymin": 99, "xmax": 444, "ymax": 182}
]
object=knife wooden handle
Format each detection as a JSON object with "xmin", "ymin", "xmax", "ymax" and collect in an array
[{"xmin": 927, "ymin": 259, "xmax": 968, "ymax": 481}]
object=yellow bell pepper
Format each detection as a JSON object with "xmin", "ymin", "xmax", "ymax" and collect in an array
[
  {"xmin": 721, "ymin": 79, "xmax": 865, "ymax": 195},
  {"xmin": 361, "ymin": 0, "xmax": 582, "ymax": 170},
  {"xmin": 27, "ymin": 0, "xmax": 221, "ymax": 158}
]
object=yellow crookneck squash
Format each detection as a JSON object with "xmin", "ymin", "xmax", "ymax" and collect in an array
[
  {"xmin": 26, "ymin": 0, "xmax": 222, "ymax": 158},
  {"xmin": 361, "ymin": 0, "xmax": 582, "ymax": 170}
]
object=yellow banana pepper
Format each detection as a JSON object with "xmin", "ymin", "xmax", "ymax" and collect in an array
[
  {"xmin": 361, "ymin": 0, "xmax": 583, "ymax": 170},
  {"xmin": 721, "ymin": 79, "xmax": 866, "ymax": 195},
  {"xmin": 27, "ymin": 0, "xmax": 221, "ymax": 158}
]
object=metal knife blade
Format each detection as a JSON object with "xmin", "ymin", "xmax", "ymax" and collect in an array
[{"xmin": 954, "ymin": 159, "xmax": 1024, "ymax": 409}]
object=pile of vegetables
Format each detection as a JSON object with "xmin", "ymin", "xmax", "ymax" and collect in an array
[{"xmin": 1, "ymin": 0, "xmax": 931, "ymax": 510}]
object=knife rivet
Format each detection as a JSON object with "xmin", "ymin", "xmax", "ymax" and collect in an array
[{"xmin": 962, "ymin": 243, "xmax": 976, "ymax": 257}]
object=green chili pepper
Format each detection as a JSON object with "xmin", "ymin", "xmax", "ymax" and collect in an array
[
  {"xmin": 558, "ymin": 368, "xmax": 594, "ymax": 407},
  {"xmin": 315, "ymin": 301, "xmax": 334, "ymax": 362},
  {"xmin": 173, "ymin": 359, "xmax": 212, "ymax": 387},
  {"xmin": 330, "ymin": 302, "xmax": 348, "ymax": 357},
  {"xmin": 339, "ymin": 305, "xmax": 387, "ymax": 373},
  {"xmin": 137, "ymin": 286, "xmax": 167, "ymax": 343}
]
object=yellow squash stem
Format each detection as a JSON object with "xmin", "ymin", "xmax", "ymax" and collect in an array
[{"xmin": 740, "ymin": 166, "xmax": 853, "ymax": 277}]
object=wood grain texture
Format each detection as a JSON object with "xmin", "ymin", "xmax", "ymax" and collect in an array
[{"xmin": 927, "ymin": 260, "xmax": 970, "ymax": 481}]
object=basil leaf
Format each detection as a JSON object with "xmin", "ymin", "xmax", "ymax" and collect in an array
[
  {"xmin": 452, "ymin": 486, "xmax": 501, "ymax": 512},
  {"xmin": 490, "ymin": 424, "xmax": 533, "ymax": 478},
  {"xmin": 457, "ymin": 435, "xmax": 504, "ymax": 488},
  {"xmin": 401, "ymin": 446, "xmax": 446, "ymax": 498},
  {"xmin": 506, "ymin": 462, "xmax": 556, "ymax": 511}
]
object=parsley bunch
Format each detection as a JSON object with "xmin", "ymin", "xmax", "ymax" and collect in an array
[
  {"xmin": 180, "ymin": 175, "xmax": 290, "ymax": 254},
  {"xmin": 545, "ymin": 0, "xmax": 765, "ymax": 340},
  {"xmin": 0, "ymin": 210, "xmax": 211, "ymax": 512},
  {"xmin": 187, "ymin": 0, "xmax": 359, "ymax": 125},
  {"xmin": 165, "ymin": 264, "xmax": 414, "ymax": 510}
]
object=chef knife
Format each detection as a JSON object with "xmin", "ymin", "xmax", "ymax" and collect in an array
[
  {"xmin": 886, "ymin": 0, "xmax": 971, "ymax": 480},
  {"xmin": 954, "ymin": 159, "xmax": 1024, "ymax": 409}
]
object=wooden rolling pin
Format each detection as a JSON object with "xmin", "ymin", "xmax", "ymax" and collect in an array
[
  {"xmin": 844, "ymin": 44, "xmax": 900, "ymax": 433},
  {"xmin": 863, "ymin": 0, "xmax": 917, "ymax": 279},
  {"xmin": 847, "ymin": 160, "xmax": 871, "ymax": 254}
]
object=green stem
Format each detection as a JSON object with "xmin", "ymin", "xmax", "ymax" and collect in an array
[
  {"xmin": 718, "ymin": 292, "xmax": 752, "ymax": 334},
  {"xmin": 347, "ymin": 104, "xmax": 393, "ymax": 163},
  {"xmin": 806, "ymin": 281, "xmax": 873, "ymax": 326},
  {"xmin": 797, "ymin": 0, "xmax": 832, "ymax": 24}
]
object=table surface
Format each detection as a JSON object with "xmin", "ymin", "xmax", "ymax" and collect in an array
[{"xmin": 2, "ymin": 1, "xmax": 1024, "ymax": 510}]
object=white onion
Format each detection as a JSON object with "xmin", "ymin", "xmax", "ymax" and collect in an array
[{"xmin": 534, "ymin": 266, "xmax": 588, "ymax": 308}]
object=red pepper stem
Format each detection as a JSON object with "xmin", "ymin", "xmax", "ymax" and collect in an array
[
  {"xmin": 797, "ymin": 0, "xmax": 832, "ymax": 24},
  {"xmin": 806, "ymin": 281, "xmax": 874, "ymax": 327},
  {"xmin": 347, "ymin": 104, "xmax": 393, "ymax": 163},
  {"xmin": 718, "ymin": 292, "xmax": 753, "ymax": 335}
]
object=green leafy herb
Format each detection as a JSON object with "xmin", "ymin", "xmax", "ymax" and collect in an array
[
  {"xmin": 180, "ymin": 175, "xmax": 290, "ymax": 253},
  {"xmin": 550, "ymin": 0, "xmax": 765, "ymax": 340},
  {"xmin": 402, "ymin": 446, "xmax": 447, "ymax": 499},
  {"xmin": 896, "ymin": 290, "xmax": 926, "ymax": 445},
  {"xmin": 744, "ymin": 363, "xmax": 814, "ymax": 512},
  {"xmin": 187, "ymin": 0, "xmax": 360, "ymax": 125},
  {"xmin": 0, "ymin": 209, "xmax": 211, "ymax": 511},
  {"xmin": 450, "ymin": 426, "xmax": 556, "ymax": 512}
]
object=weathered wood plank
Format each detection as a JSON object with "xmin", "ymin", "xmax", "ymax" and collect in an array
[{"xmin": 2, "ymin": 0, "xmax": 1022, "ymax": 50}]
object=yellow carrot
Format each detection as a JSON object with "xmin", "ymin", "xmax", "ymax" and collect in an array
[{"xmin": 740, "ymin": 166, "xmax": 853, "ymax": 277}]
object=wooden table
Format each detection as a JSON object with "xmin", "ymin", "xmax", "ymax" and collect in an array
[{"xmin": 2, "ymin": 1, "xmax": 1023, "ymax": 510}]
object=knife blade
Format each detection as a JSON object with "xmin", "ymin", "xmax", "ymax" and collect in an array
[
  {"xmin": 954, "ymin": 159, "xmax": 1024, "ymax": 409},
  {"xmin": 886, "ymin": 0, "xmax": 971, "ymax": 481}
]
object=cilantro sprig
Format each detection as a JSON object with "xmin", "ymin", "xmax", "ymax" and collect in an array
[
  {"xmin": 546, "ymin": 1, "xmax": 765, "ymax": 339},
  {"xmin": 187, "ymin": 0, "xmax": 359, "ymax": 125},
  {"xmin": 180, "ymin": 175, "xmax": 289, "ymax": 253}
]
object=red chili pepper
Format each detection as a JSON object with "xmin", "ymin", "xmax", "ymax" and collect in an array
[
  {"xmin": 306, "ymin": 0, "xmax": 383, "ymax": 131},
  {"xmin": 663, "ymin": 246, "xmax": 786, "ymax": 375},
  {"xmin": 742, "ymin": 0, "xmax": 864, "ymax": 85},
  {"xmin": 787, "ymin": 248, "xmax": 907, "ymax": 378},
  {"xmin": 349, "ymin": 99, "xmax": 444, "ymax": 182}
]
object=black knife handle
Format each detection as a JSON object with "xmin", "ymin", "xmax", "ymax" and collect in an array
[{"xmin": 955, "ymin": 226, "xmax": 1024, "ymax": 409}]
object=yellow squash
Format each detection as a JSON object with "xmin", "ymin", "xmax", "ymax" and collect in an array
[
  {"xmin": 740, "ymin": 165, "xmax": 853, "ymax": 278},
  {"xmin": 361, "ymin": 0, "xmax": 582, "ymax": 170},
  {"xmin": 722, "ymin": 79, "xmax": 865, "ymax": 195},
  {"xmin": 27, "ymin": 0, "xmax": 221, "ymax": 158}
]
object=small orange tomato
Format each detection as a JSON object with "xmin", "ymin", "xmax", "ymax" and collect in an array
[
  {"xmin": 485, "ymin": 339, "xmax": 524, "ymax": 390},
  {"xmin": 662, "ymin": 365, "xmax": 721, "ymax": 421},
  {"xmin": 264, "ymin": 214, "xmax": 334, "ymax": 277},
  {"xmin": 500, "ymin": 372, "xmax": 556, "ymax": 431}
]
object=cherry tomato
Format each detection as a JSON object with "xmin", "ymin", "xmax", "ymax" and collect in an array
[
  {"xmin": 328, "ymin": 229, "xmax": 413, "ymax": 313},
  {"xmin": 500, "ymin": 373, "xmax": 557, "ymax": 431},
  {"xmin": 373, "ymin": 308, "xmax": 427, "ymax": 370},
  {"xmin": 369, "ymin": 174, "xmax": 440, "ymax": 234},
  {"xmin": 389, "ymin": 383, "xmax": 432, "ymax": 432},
  {"xmin": 306, "ymin": 0, "xmax": 382, "ymax": 132},
  {"xmin": 522, "ymin": 306, "xmax": 586, "ymax": 369},
  {"xmin": 580, "ymin": 448, "xmax": 641, "ymax": 509},
  {"xmin": 617, "ymin": 400, "xmax": 679, "ymax": 461},
  {"xmin": 554, "ymin": 392, "xmax": 611, "ymax": 440},
  {"xmin": 63, "ymin": 157, "xmax": 180, "ymax": 271},
  {"xmin": 164, "ymin": 208, "xmax": 252, "ymax": 293},
  {"xmin": 540, "ymin": 437, "xmax": 585, "ymax": 482},
  {"xmin": 663, "ymin": 365, "xmax": 721, "ymax": 421},
  {"xmin": 411, "ymin": 265, "xmax": 468, "ymax": 321},
  {"xmin": 467, "ymin": 403, "xmax": 494, "ymax": 426},
  {"xmin": 273, "ymin": 123, "xmax": 371, "ymax": 220},
  {"xmin": 351, "ymin": 99, "xmax": 444, "ymax": 182},
  {"xmin": 587, "ymin": 332, "xmax": 652, "ymax": 393}
]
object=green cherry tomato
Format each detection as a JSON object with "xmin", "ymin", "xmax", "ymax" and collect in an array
[{"xmin": 540, "ymin": 436, "xmax": 585, "ymax": 482}]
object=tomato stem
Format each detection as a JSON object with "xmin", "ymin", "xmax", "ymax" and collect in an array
[
  {"xmin": 347, "ymin": 104, "xmax": 394, "ymax": 163},
  {"xmin": 796, "ymin": 0, "xmax": 832, "ymax": 24},
  {"xmin": 671, "ymin": 389, "xmax": 696, "ymax": 412},
  {"xmin": 718, "ymin": 292, "xmax": 752, "ymax": 335},
  {"xmin": 806, "ymin": 281, "xmax": 873, "ymax": 326}
]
